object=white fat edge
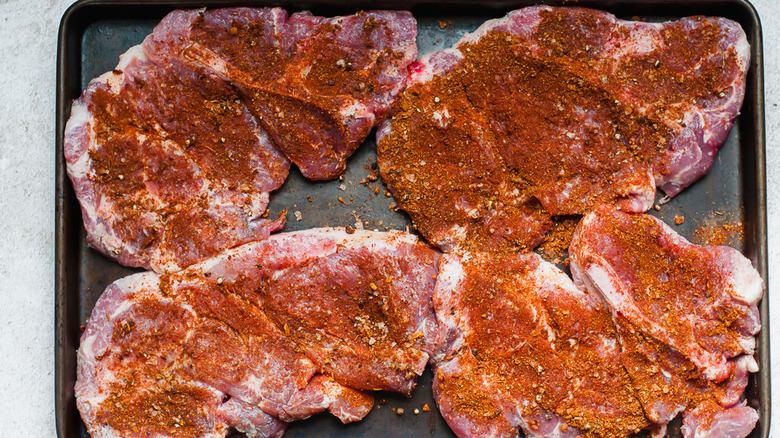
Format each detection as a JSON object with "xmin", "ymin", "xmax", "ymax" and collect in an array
[
  {"xmin": 193, "ymin": 227, "xmax": 421, "ymax": 276},
  {"xmin": 247, "ymin": 192, "xmax": 271, "ymax": 218},
  {"xmin": 105, "ymin": 299, "xmax": 138, "ymax": 323},
  {"xmin": 723, "ymin": 251, "xmax": 764, "ymax": 305},
  {"xmin": 534, "ymin": 257, "xmax": 589, "ymax": 300},
  {"xmin": 63, "ymin": 101, "xmax": 94, "ymax": 175},
  {"xmin": 432, "ymin": 254, "xmax": 467, "ymax": 350},
  {"xmin": 375, "ymin": 119, "xmax": 393, "ymax": 144},
  {"xmin": 649, "ymin": 399, "xmax": 685, "ymax": 425},
  {"xmin": 154, "ymin": 258, "xmax": 184, "ymax": 275},
  {"xmin": 111, "ymin": 271, "xmax": 161, "ymax": 292},
  {"xmin": 731, "ymin": 22, "xmax": 751, "ymax": 73},
  {"xmin": 269, "ymin": 268, "xmax": 288, "ymax": 282},
  {"xmin": 65, "ymin": 144, "xmax": 94, "ymax": 180},
  {"xmin": 94, "ymin": 220, "xmax": 133, "ymax": 257},
  {"xmin": 335, "ymin": 410, "xmax": 364, "ymax": 424},
  {"xmin": 599, "ymin": 334, "xmax": 618, "ymax": 354},
  {"xmin": 528, "ymin": 304, "xmax": 538, "ymax": 324},
  {"xmin": 189, "ymin": 239, "xmax": 269, "ymax": 275},
  {"xmin": 583, "ymin": 263, "xmax": 632, "ymax": 313},
  {"xmin": 701, "ymin": 112, "xmax": 730, "ymax": 147},
  {"xmin": 233, "ymin": 422, "xmax": 259, "ymax": 438},
  {"xmin": 77, "ymin": 275, "xmax": 161, "ymax": 403},
  {"xmin": 738, "ymin": 336, "xmax": 756, "ymax": 356},
  {"xmin": 208, "ymin": 188, "xmax": 268, "ymax": 213},
  {"xmin": 93, "ymin": 45, "xmax": 148, "ymax": 94},
  {"xmin": 558, "ymin": 180, "xmax": 574, "ymax": 201},
  {"xmin": 184, "ymin": 43, "xmax": 236, "ymax": 80},
  {"xmin": 543, "ymin": 314, "xmax": 555, "ymax": 343},
  {"xmin": 738, "ymin": 354, "xmax": 759, "ymax": 373},
  {"xmin": 459, "ymin": 6, "xmax": 546, "ymax": 45},
  {"xmin": 299, "ymin": 64, "xmax": 312, "ymax": 81},
  {"xmin": 434, "ymin": 254, "xmax": 466, "ymax": 297},
  {"xmin": 307, "ymin": 227, "xmax": 421, "ymax": 251},
  {"xmin": 116, "ymin": 44, "xmax": 148, "ymax": 69},
  {"xmin": 586, "ymin": 262, "xmax": 673, "ymax": 338}
]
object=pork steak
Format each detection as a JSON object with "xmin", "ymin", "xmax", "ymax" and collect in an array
[
  {"xmin": 144, "ymin": 7, "xmax": 418, "ymax": 180},
  {"xmin": 377, "ymin": 6, "xmax": 749, "ymax": 253},
  {"xmin": 569, "ymin": 205, "xmax": 762, "ymax": 436},
  {"xmin": 432, "ymin": 251, "xmax": 649, "ymax": 438},
  {"xmin": 76, "ymin": 228, "xmax": 445, "ymax": 437},
  {"xmin": 432, "ymin": 212, "xmax": 762, "ymax": 438},
  {"xmin": 64, "ymin": 45, "xmax": 290, "ymax": 273}
]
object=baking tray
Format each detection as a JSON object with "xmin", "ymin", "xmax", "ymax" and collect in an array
[{"xmin": 55, "ymin": 0, "xmax": 768, "ymax": 437}]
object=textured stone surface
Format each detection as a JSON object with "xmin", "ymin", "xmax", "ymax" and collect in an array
[{"xmin": 0, "ymin": 1, "xmax": 776, "ymax": 437}]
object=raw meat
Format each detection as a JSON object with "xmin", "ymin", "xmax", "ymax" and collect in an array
[
  {"xmin": 76, "ymin": 228, "xmax": 444, "ymax": 437},
  {"xmin": 569, "ymin": 205, "xmax": 762, "ymax": 436},
  {"xmin": 431, "ymin": 251, "xmax": 650, "ymax": 438},
  {"xmin": 432, "ymin": 221, "xmax": 762, "ymax": 438},
  {"xmin": 377, "ymin": 6, "xmax": 749, "ymax": 253},
  {"xmin": 64, "ymin": 45, "xmax": 289, "ymax": 273},
  {"xmin": 144, "ymin": 7, "xmax": 417, "ymax": 180}
]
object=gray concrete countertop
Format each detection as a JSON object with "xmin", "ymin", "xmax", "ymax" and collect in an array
[{"xmin": 0, "ymin": 0, "xmax": 777, "ymax": 436}]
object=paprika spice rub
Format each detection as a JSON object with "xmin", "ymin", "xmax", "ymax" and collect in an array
[
  {"xmin": 144, "ymin": 7, "xmax": 418, "ymax": 181},
  {"xmin": 377, "ymin": 5, "xmax": 749, "ymax": 254},
  {"xmin": 431, "ymin": 206, "xmax": 763, "ymax": 438},
  {"xmin": 65, "ymin": 45, "xmax": 290, "ymax": 273},
  {"xmin": 432, "ymin": 252, "xmax": 649, "ymax": 438},
  {"xmin": 76, "ymin": 228, "xmax": 446, "ymax": 438},
  {"xmin": 569, "ymin": 205, "xmax": 762, "ymax": 436}
]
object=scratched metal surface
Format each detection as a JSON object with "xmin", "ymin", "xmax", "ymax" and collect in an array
[{"xmin": 55, "ymin": 1, "xmax": 767, "ymax": 437}]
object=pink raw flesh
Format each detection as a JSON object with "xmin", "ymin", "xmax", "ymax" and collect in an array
[
  {"xmin": 569, "ymin": 205, "xmax": 761, "ymax": 436},
  {"xmin": 377, "ymin": 6, "xmax": 749, "ymax": 253},
  {"xmin": 76, "ymin": 228, "xmax": 444, "ymax": 438},
  {"xmin": 432, "ymin": 252, "xmax": 648, "ymax": 438},
  {"xmin": 144, "ymin": 7, "xmax": 418, "ymax": 180},
  {"xmin": 64, "ymin": 45, "xmax": 290, "ymax": 273}
]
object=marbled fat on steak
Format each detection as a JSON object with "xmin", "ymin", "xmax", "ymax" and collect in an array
[
  {"xmin": 432, "ymin": 211, "xmax": 762, "ymax": 438},
  {"xmin": 377, "ymin": 6, "xmax": 749, "ymax": 253},
  {"xmin": 569, "ymin": 205, "xmax": 762, "ymax": 437},
  {"xmin": 432, "ymin": 252, "xmax": 650, "ymax": 438},
  {"xmin": 76, "ymin": 228, "xmax": 444, "ymax": 438},
  {"xmin": 64, "ymin": 45, "xmax": 290, "ymax": 273},
  {"xmin": 144, "ymin": 7, "xmax": 417, "ymax": 180}
]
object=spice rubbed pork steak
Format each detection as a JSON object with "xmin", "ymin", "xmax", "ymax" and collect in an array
[
  {"xmin": 432, "ymin": 251, "xmax": 650, "ymax": 438},
  {"xmin": 432, "ymin": 210, "xmax": 762, "ymax": 438},
  {"xmin": 64, "ymin": 45, "xmax": 290, "ymax": 273},
  {"xmin": 377, "ymin": 6, "xmax": 749, "ymax": 253},
  {"xmin": 144, "ymin": 7, "xmax": 417, "ymax": 180},
  {"xmin": 569, "ymin": 205, "xmax": 762, "ymax": 437},
  {"xmin": 76, "ymin": 228, "xmax": 444, "ymax": 438}
]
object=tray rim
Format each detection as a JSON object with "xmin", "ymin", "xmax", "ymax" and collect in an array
[{"xmin": 54, "ymin": 0, "xmax": 769, "ymax": 437}]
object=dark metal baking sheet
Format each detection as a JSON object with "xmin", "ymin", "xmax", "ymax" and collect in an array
[{"xmin": 55, "ymin": 1, "xmax": 768, "ymax": 437}]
